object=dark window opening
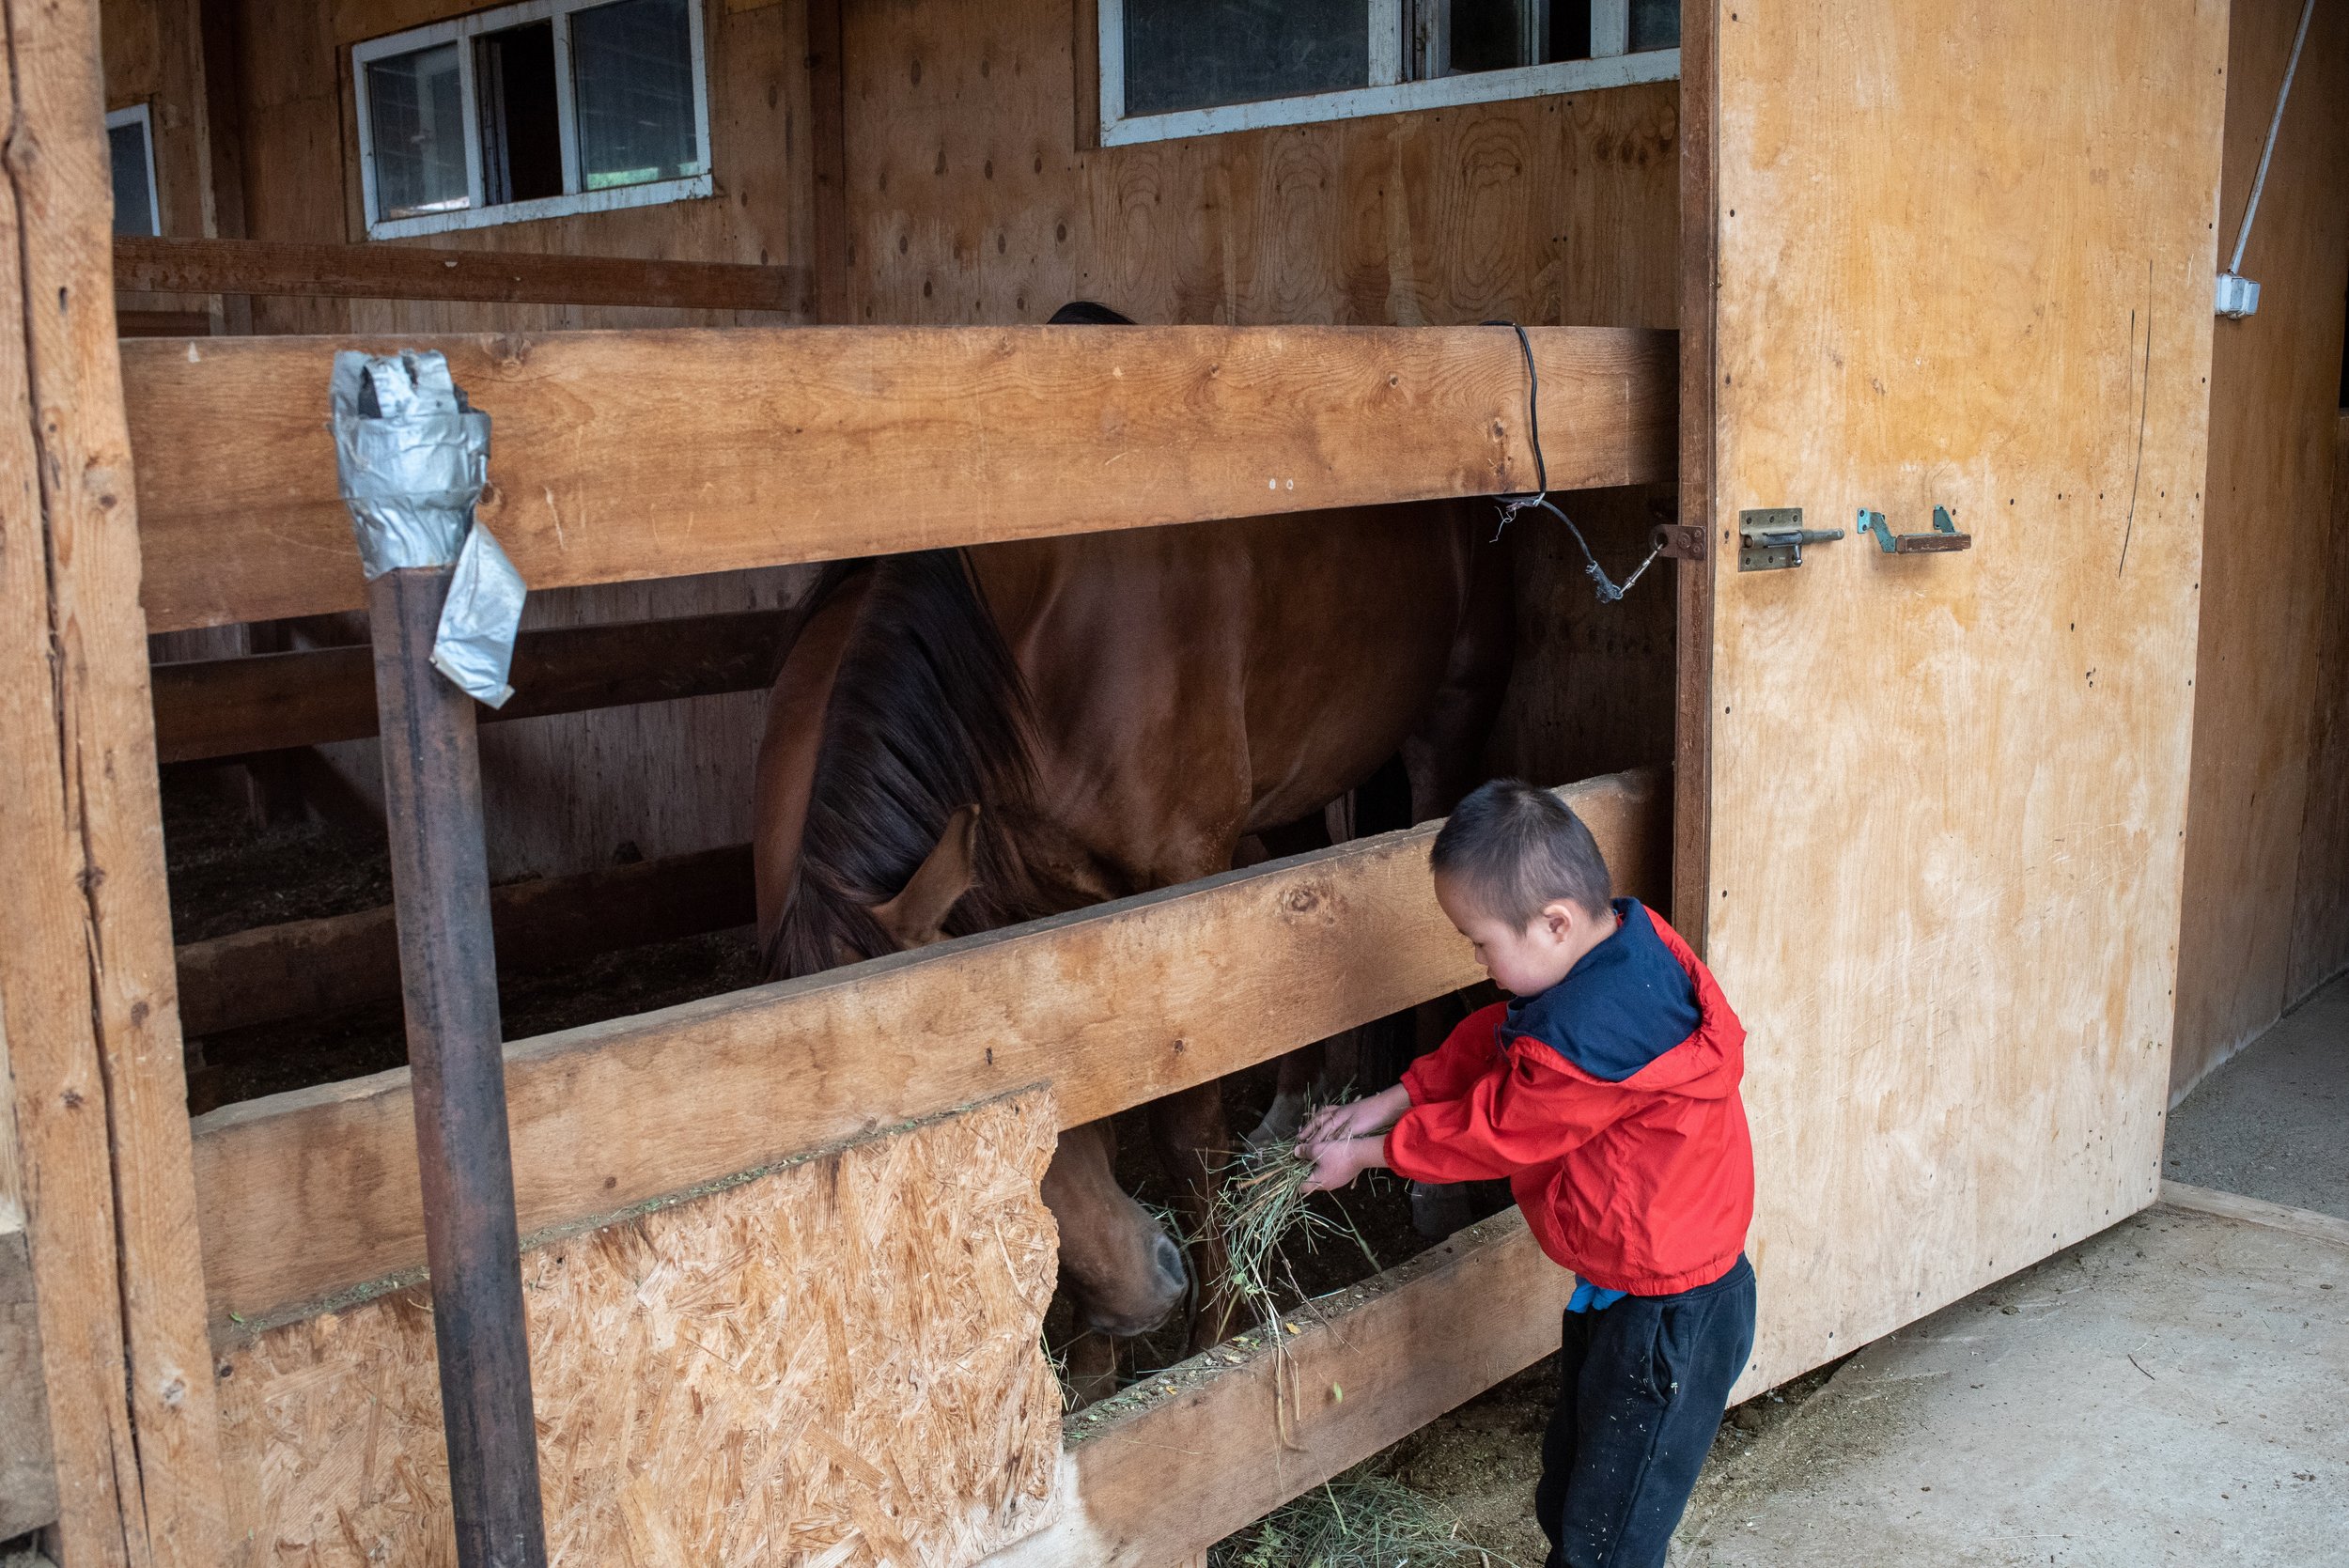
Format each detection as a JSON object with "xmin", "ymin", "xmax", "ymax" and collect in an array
[
  {"xmin": 109, "ymin": 117, "xmax": 158, "ymax": 236},
  {"xmin": 476, "ymin": 22, "xmax": 564, "ymax": 206}
]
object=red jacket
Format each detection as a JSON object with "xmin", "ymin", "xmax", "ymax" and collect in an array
[{"xmin": 1383, "ymin": 903, "xmax": 1753, "ymax": 1296}]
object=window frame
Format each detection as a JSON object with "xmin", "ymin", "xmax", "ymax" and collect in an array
[
  {"xmin": 351, "ymin": 0, "xmax": 712, "ymax": 241},
  {"xmin": 1097, "ymin": 0, "xmax": 1678, "ymax": 147},
  {"xmin": 105, "ymin": 102, "xmax": 163, "ymax": 237}
]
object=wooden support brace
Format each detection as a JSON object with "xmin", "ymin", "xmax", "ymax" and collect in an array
[
  {"xmin": 125, "ymin": 325, "xmax": 1676, "ymax": 632},
  {"xmin": 366, "ymin": 566, "xmax": 549, "ymax": 1568},
  {"xmin": 113, "ymin": 235, "xmax": 812, "ymax": 313},
  {"xmin": 151, "ymin": 605, "xmax": 795, "ymax": 764},
  {"xmin": 175, "ymin": 843, "xmax": 755, "ymax": 1037}
]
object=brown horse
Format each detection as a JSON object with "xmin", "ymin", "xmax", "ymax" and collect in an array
[{"xmin": 752, "ymin": 484, "xmax": 1509, "ymax": 1398}]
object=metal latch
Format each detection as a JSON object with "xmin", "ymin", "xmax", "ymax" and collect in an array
[
  {"xmin": 1858, "ymin": 505, "xmax": 1972, "ymax": 555},
  {"xmin": 1738, "ymin": 508, "xmax": 1843, "ymax": 571}
]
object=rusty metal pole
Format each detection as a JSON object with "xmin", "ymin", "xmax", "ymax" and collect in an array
[{"xmin": 369, "ymin": 563, "xmax": 549, "ymax": 1568}]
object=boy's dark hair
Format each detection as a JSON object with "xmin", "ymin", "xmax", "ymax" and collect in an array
[{"xmin": 1429, "ymin": 779, "xmax": 1612, "ymax": 927}]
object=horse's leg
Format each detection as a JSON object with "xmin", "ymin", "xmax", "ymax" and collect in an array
[{"xmin": 1146, "ymin": 1080, "xmax": 1237, "ymax": 1352}]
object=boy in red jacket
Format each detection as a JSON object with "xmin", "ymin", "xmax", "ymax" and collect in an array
[{"xmin": 1300, "ymin": 779, "xmax": 1755, "ymax": 1568}]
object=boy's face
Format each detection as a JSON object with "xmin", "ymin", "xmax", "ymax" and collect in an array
[{"xmin": 1433, "ymin": 872, "xmax": 1610, "ymax": 997}]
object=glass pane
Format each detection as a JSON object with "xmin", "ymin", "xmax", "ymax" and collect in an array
[
  {"xmin": 109, "ymin": 120, "xmax": 156, "ymax": 236},
  {"xmin": 366, "ymin": 43, "xmax": 470, "ymax": 220},
  {"xmin": 1446, "ymin": 0, "xmax": 1544, "ymax": 73},
  {"xmin": 571, "ymin": 0, "xmax": 702, "ymax": 192},
  {"xmin": 1123, "ymin": 0, "xmax": 1370, "ymax": 117},
  {"xmin": 1628, "ymin": 0, "xmax": 1679, "ymax": 52}
]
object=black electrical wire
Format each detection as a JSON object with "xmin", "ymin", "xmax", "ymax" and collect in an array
[{"xmin": 1482, "ymin": 319, "xmax": 1662, "ymax": 604}]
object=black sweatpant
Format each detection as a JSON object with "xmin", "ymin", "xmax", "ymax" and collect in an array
[{"xmin": 1535, "ymin": 1255, "xmax": 1756, "ymax": 1568}]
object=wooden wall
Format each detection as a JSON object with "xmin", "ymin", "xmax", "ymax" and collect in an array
[
  {"xmin": 211, "ymin": 0, "xmax": 813, "ymax": 334},
  {"xmin": 2170, "ymin": 0, "xmax": 2349, "ymax": 1098},
  {"xmin": 837, "ymin": 0, "xmax": 1684, "ymax": 793},
  {"xmin": 2289, "ymin": 413, "xmax": 2349, "ymax": 1001}
]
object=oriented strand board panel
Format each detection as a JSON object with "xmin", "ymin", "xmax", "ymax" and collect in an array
[
  {"xmin": 215, "ymin": 1092, "xmax": 1061, "ymax": 1568},
  {"xmin": 1703, "ymin": 1, "xmax": 2226, "ymax": 1397},
  {"xmin": 2292, "ymin": 414, "xmax": 2349, "ymax": 1000},
  {"xmin": 2170, "ymin": 0, "xmax": 2349, "ymax": 1097}
]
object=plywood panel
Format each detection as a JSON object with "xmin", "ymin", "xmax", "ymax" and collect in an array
[
  {"xmin": 2170, "ymin": 0, "xmax": 2349, "ymax": 1098},
  {"xmin": 2290, "ymin": 413, "xmax": 2349, "ymax": 999},
  {"xmin": 1703, "ymin": 0, "xmax": 2226, "ymax": 1397},
  {"xmin": 216, "ymin": 1092, "xmax": 1061, "ymax": 1568}
]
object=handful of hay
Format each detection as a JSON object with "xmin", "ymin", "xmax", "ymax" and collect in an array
[
  {"xmin": 1210, "ymin": 1473, "xmax": 1519, "ymax": 1568},
  {"xmin": 1214, "ymin": 1133, "xmax": 1378, "ymax": 1338}
]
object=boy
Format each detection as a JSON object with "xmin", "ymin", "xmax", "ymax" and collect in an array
[{"xmin": 1299, "ymin": 779, "xmax": 1755, "ymax": 1568}]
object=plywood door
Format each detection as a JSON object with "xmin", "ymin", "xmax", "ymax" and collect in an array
[{"xmin": 1699, "ymin": 0, "xmax": 2228, "ymax": 1394}]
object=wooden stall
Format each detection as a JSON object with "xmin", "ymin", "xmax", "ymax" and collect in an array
[{"xmin": 1, "ymin": 0, "xmax": 2310, "ymax": 1563}]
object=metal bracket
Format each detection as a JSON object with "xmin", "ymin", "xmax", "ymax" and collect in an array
[
  {"xmin": 1858, "ymin": 505, "xmax": 1973, "ymax": 555},
  {"xmin": 1738, "ymin": 507, "xmax": 1844, "ymax": 572},
  {"xmin": 1653, "ymin": 523, "xmax": 1706, "ymax": 561}
]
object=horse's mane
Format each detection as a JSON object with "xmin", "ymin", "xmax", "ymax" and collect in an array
[{"xmin": 762, "ymin": 548, "xmax": 1042, "ymax": 980}]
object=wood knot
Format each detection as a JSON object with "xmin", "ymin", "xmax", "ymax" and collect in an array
[{"xmin": 1285, "ymin": 887, "xmax": 1322, "ymax": 914}]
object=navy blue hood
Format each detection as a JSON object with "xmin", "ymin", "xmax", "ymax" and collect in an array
[{"xmin": 1500, "ymin": 899, "xmax": 1703, "ymax": 1082}]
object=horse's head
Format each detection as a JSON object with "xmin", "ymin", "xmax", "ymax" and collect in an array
[{"xmin": 751, "ymin": 550, "xmax": 1190, "ymax": 1349}]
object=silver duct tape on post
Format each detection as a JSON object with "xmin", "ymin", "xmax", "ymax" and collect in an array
[{"xmin": 329, "ymin": 349, "xmax": 527, "ymax": 706}]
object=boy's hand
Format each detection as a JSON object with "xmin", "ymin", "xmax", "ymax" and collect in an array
[
  {"xmin": 1299, "ymin": 1085, "xmax": 1410, "ymax": 1151},
  {"xmin": 1300, "ymin": 1135, "xmax": 1388, "ymax": 1194}
]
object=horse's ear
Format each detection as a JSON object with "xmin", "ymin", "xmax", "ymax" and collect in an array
[{"xmin": 872, "ymin": 804, "xmax": 982, "ymax": 949}]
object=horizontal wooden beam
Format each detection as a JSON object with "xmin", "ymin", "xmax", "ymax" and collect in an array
[
  {"xmin": 188, "ymin": 768, "xmax": 1665, "ymax": 1331},
  {"xmin": 176, "ymin": 844, "xmax": 755, "ymax": 1037},
  {"xmin": 152, "ymin": 607, "xmax": 793, "ymax": 764},
  {"xmin": 985, "ymin": 1211, "xmax": 1566, "ymax": 1568},
  {"xmin": 125, "ymin": 325, "xmax": 1676, "ymax": 632},
  {"xmin": 113, "ymin": 235, "xmax": 811, "ymax": 313}
]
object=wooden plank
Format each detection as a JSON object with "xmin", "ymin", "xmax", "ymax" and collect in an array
[
  {"xmin": 983, "ymin": 1210, "xmax": 1568, "ymax": 1568},
  {"xmin": 1, "ymin": 0, "xmax": 228, "ymax": 1560},
  {"xmin": 112, "ymin": 234, "xmax": 813, "ymax": 311},
  {"xmin": 151, "ymin": 606, "xmax": 794, "ymax": 763},
  {"xmin": 1703, "ymin": 0, "xmax": 2226, "ymax": 1401},
  {"xmin": 126, "ymin": 324, "xmax": 1676, "ymax": 632},
  {"xmin": 187, "ymin": 768, "xmax": 1663, "ymax": 1331},
  {"xmin": 176, "ymin": 844, "xmax": 755, "ymax": 1036},
  {"xmin": 2288, "ymin": 413, "xmax": 2349, "ymax": 1001},
  {"xmin": 1671, "ymin": 0, "xmax": 1718, "ymax": 942},
  {"xmin": 2170, "ymin": 0, "xmax": 2349, "ymax": 1099},
  {"xmin": 805, "ymin": 0, "xmax": 850, "ymax": 323},
  {"xmin": 2159, "ymin": 1180, "xmax": 2349, "ymax": 1251},
  {"xmin": 0, "ymin": 1223, "xmax": 58, "ymax": 1540}
]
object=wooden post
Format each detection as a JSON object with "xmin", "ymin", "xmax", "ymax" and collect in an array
[{"xmin": 368, "ymin": 566, "xmax": 549, "ymax": 1568}]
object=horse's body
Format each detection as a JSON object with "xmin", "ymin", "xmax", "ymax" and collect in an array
[{"xmin": 753, "ymin": 503, "xmax": 1509, "ymax": 1392}]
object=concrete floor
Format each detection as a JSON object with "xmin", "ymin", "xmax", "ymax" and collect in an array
[
  {"xmin": 2164, "ymin": 973, "xmax": 2349, "ymax": 1219},
  {"xmin": 1665, "ymin": 970, "xmax": 2349, "ymax": 1567}
]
